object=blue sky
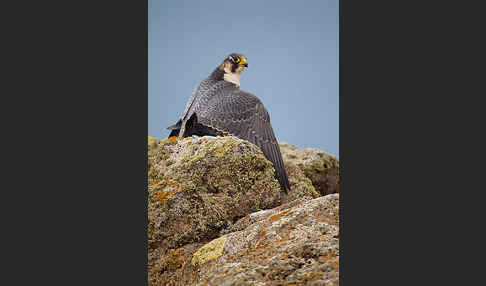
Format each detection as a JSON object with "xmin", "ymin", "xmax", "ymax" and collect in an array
[{"xmin": 149, "ymin": 0, "xmax": 339, "ymax": 156}]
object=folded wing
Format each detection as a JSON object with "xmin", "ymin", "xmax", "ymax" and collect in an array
[{"xmin": 197, "ymin": 84, "xmax": 290, "ymax": 192}]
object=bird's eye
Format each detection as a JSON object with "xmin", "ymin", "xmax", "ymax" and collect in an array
[{"xmin": 234, "ymin": 57, "xmax": 240, "ymax": 63}]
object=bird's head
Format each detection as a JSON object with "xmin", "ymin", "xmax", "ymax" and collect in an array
[{"xmin": 220, "ymin": 53, "xmax": 248, "ymax": 86}]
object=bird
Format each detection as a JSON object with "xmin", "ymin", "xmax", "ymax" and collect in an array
[{"xmin": 167, "ymin": 53, "xmax": 290, "ymax": 193}]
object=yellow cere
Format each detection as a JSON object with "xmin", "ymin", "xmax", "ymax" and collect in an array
[{"xmin": 239, "ymin": 57, "xmax": 247, "ymax": 64}]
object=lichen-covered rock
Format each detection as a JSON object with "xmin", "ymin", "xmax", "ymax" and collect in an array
[
  {"xmin": 280, "ymin": 159, "xmax": 320, "ymax": 204},
  {"xmin": 280, "ymin": 142, "xmax": 340, "ymax": 196},
  {"xmin": 148, "ymin": 136, "xmax": 284, "ymax": 286},
  {"xmin": 191, "ymin": 235, "xmax": 227, "ymax": 266},
  {"xmin": 148, "ymin": 136, "xmax": 283, "ymax": 248},
  {"xmin": 193, "ymin": 194, "xmax": 340, "ymax": 286},
  {"xmin": 148, "ymin": 135, "xmax": 158, "ymax": 149},
  {"xmin": 147, "ymin": 136, "xmax": 340, "ymax": 286}
]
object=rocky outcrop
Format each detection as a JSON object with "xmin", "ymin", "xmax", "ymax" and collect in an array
[
  {"xmin": 193, "ymin": 194, "xmax": 339, "ymax": 286},
  {"xmin": 148, "ymin": 136, "xmax": 283, "ymax": 250},
  {"xmin": 280, "ymin": 142, "xmax": 339, "ymax": 196},
  {"xmin": 147, "ymin": 136, "xmax": 339, "ymax": 286}
]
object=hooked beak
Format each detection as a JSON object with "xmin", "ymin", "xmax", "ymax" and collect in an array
[{"xmin": 238, "ymin": 57, "xmax": 248, "ymax": 68}]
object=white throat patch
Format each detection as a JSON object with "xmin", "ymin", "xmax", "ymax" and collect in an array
[{"xmin": 223, "ymin": 65, "xmax": 243, "ymax": 87}]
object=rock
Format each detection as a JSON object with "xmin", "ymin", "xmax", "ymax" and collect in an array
[
  {"xmin": 148, "ymin": 242, "xmax": 200, "ymax": 286},
  {"xmin": 280, "ymin": 142, "xmax": 340, "ymax": 196},
  {"xmin": 147, "ymin": 136, "xmax": 340, "ymax": 286},
  {"xmin": 191, "ymin": 235, "xmax": 227, "ymax": 266},
  {"xmin": 193, "ymin": 194, "xmax": 339, "ymax": 286},
  {"xmin": 148, "ymin": 136, "xmax": 285, "ymax": 285},
  {"xmin": 280, "ymin": 158, "xmax": 320, "ymax": 204},
  {"xmin": 148, "ymin": 135, "xmax": 157, "ymax": 149}
]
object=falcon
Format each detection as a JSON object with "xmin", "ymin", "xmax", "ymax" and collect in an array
[{"xmin": 167, "ymin": 53, "xmax": 290, "ymax": 192}]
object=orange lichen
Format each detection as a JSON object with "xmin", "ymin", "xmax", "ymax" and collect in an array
[
  {"xmin": 254, "ymin": 240, "xmax": 270, "ymax": 250},
  {"xmin": 239, "ymin": 215, "xmax": 250, "ymax": 222},
  {"xmin": 258, "ymin": 231, "xmax": 267, "ymax": 238},
  {"xmin": 269, "ymin": 213, "xmax": 284, "ymax": 223},
  {"xmin": 269, "ymin": 210, "xmax": 290, "ymax": 223},
  {"xmin": 153, "ymin": 187, "xmax": 180, "ymax": 203},
  {"xmin": 154, "ymin": 192, "xmax": 167, "ymax": 202},
  {"xmin": 320, "ymin": 218, "xmax": 332, "ymax": 224},
  {"xmin": 151, "ymin": 179, "xmax": 161, "ymax": 185},
  {"xmin": 186, "ymin": 141, "xmax": 192, "ymax": 146},
  {"xmin": 167, "ymin": 248, "xmax": 185, "ymax": 271},
  {"xmin": 279, "ymin": 234, "xmax": 291, "ymax": 242},
  {"xmin": 306, "ymin": 272, "xmax": 324, "ymax": 279},
  {"xmin": 167, "ymin": 136, "xmax": 180, "ymax": 142},
  {"xmin": 172, "ymin": 248, "xmax": 184, "ymax": 255},
  {"xmin": 324, "ymin": 251, "xmax": 335, "ymax": 260}
]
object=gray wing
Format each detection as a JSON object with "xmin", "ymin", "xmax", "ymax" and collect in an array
[
  {"xmin": 167, "ymin": 77, "xmax": 217, "ymax": 136},
  {"xmin": 197, "ymin": 86, "xmax": 290, "ymax": 192},
  {"xmin": 180, "ymin": 86, "xmax": 199, "ymax": 122},
  {"xmin": 166, "ymin": 85, "xmax": 200, "ymax": 136},
  {"xmin": 181, "ymin": 77, "xmax": 216, "ymax": 122}
]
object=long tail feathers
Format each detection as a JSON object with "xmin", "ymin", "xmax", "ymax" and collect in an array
[
  {"xmin": 167, "ymin": 120, "xmax": 182, "ymax": 138},
  {"xmin": 167, "ymin": 119, "xmax": 182, "ymax": 130}
]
